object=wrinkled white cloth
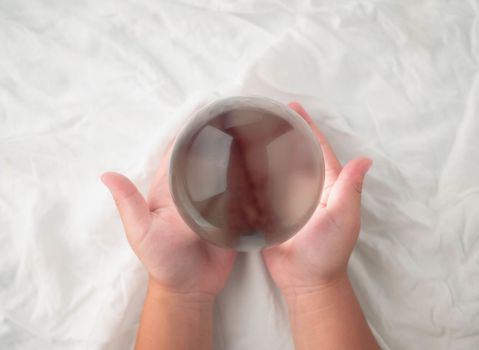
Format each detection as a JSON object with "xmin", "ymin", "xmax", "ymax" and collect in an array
[{"xmin": 1, "ymin": 1, "xmax": 478, "ymax": 349}]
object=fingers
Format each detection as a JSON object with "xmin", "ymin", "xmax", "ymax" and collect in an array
[
  {"xmin": 327, "ymin": 157, "xmax": 372, "ymax": 222},
  {"xmin": 288, "ymin": 102, "xmax": 342, "ymax": 206},
  {"xmin": 101, "ymin": 172, "xmax": 151, "ymax": 245},
  {"xmin": 147, "ymin": 142, "xmax": 174, "ymax": 211}
]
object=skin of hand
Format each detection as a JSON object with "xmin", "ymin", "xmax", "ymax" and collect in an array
[
  {"xmin": 101, "ymin": 147, "xmax": 237, "ymax": 297},
  {"xmin": 263, "ymin": 102, "xmax": 373, "ymax": 296},
  {"xmin": 263, "ymin": 102, "xmax": 379, "ymax": 350},
  {"xmin": 101, "ymin": 101, "xmax": 378, "ymax": 350},
  {"xmin": 102, "ymin": 146, "xmax": 237, "ymax": 349}
]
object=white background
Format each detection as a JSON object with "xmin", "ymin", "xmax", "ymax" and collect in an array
[{"xmin": 1, "ymin": 1, "xmax": 478, "ymax": 349}]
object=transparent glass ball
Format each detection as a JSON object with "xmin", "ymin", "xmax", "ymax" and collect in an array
[{"xmin": 169, "ymin": 96, "xmax": 324, "ymax": 251}]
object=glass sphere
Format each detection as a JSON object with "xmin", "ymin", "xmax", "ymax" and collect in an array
[{"xmin": 169, "ymin": 96, "xmax": 324, "ymax": 251}]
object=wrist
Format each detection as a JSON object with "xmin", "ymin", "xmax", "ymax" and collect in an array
[
  {"xmin": 136, "ymin": 276, "xmax": 216, "ymax": 350},
  {"xmin": 280, "ymin": 275, "xmax": 380, "ymax": 350},
  {"xmin": 147, "ymin": 277, "xmax": 215, "ymax": 310},
  {"xmin": 282, "ymin": 273, "xmax": 352, "ymax": 313}
]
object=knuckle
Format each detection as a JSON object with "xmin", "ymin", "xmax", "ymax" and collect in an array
[{"xmin": 353, "ymin": 180, "xmax": 363, "ymax": 195}]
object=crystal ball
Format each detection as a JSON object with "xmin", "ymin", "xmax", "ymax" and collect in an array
[{"xmin": 169, "ymin": 96, "xmax": 324, "ymax": 251}]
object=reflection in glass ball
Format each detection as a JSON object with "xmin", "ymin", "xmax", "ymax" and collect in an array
[{"xmin": 169, "ymin": 96, "xmax": 324, "ymax": 251}]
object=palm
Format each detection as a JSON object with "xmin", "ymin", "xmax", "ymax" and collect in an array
[
  {"xmin": 263, "ymin": 191, "xmax": 356, "ymax": 291},
  {"xmin": 102, "ymin": 146, "xmax": 236, "ymax": 296}
]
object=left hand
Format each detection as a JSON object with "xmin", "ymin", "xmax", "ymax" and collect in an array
[{"xmin": 262, "ymin": 102, "xmax": 372, "ymax": 296}]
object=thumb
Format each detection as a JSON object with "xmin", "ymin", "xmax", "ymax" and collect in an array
[
  {"xmin": 327, "ymin": 158, "xmax": 372, "ymax": 218},
  {"xmin": 101, "ymin": 172, "xmax": 151, "ymax": 245}
]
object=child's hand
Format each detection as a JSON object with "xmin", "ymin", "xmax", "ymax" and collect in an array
[
  {"xmin": 263, "ymin": 102, "xmax": 372, "ymax": 297},
  {"xmin": 102, "ymin": 147, "xmax": 236, "ymax": 297}
]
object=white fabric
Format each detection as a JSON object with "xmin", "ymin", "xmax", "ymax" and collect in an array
[{"xmin": 1, "ymin": 1, "xmax": 478, "ymax": 349}]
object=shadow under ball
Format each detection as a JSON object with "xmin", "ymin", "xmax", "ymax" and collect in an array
[{"xmin": 169, "ymin": 96, "xmax": 325, "ymax": 251}]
